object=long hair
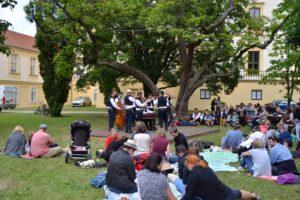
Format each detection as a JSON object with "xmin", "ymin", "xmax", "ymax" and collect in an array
[
  {"xmin": 185, "ymin": 154, "xmax": 208, "ymax": 168},
  {"xmin": 144, "ymin": 153, "xmax": 163, "ymax": 173}
]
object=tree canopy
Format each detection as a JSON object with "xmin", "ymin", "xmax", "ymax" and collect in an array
[
  {"xmin": 27, "ymin": 0, "xmax": 296, "ymax": 115},
  {"xmin": 0, "ymin": 0, "xmax": 17, "ymax": 55},
  {"xmin": 260, "ymin": 0, "xmax": 300, "ymax": 105}
]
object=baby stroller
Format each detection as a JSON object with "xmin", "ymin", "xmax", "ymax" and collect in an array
[{"xmin": 65, "ymin": 120, "xmax": 91, "ymax": 163}]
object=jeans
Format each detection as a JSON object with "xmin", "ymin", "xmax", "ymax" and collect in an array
[
  {"xmin": 158, "ymin": 108, "xmax": 168, "ymax": 131},
  {"xmin": 174, "ymin": 178, "xmax": 185, "ymax": 194},
  {"xmin": 125, "ymin": 109, "xmax": 134, "ymax": 133},
  {"xmin": 108, "ymin": 109, "xmax": 115, "ymax": 129},
  {"xmin": 240, "ymin": 156, "xmax": 254, "ymax": 175}
]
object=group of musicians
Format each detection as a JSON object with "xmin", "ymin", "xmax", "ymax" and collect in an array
[{"xmin": 106, "ymin": 89, "xmax": 174, "ymax": 133}]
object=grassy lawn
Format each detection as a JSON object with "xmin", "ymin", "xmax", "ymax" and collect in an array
[
  {"xmin": 0, "ymin": 113, "xmax": 299, "ymax": 199},
  {"xmin": 13, "ymin": 105, "xmax": 107, "ymax": 112}
]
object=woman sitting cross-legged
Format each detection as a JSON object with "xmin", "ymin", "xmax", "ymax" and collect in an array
[
  {"xmin": 3, "ymin": 125, "xmax": 27, "ymax": 157},
  {"xmin": 182, "ymin": 154, "xmax": 261, "ymax": 200},
  {"xmin": 137, "ymin": 153, "xmax": 176, "ymax": 200},
  {"xmin": 241, "ymin": 138, "xmax": 272, "ymax": 177}
]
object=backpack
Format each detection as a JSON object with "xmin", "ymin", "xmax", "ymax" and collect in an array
[
  {"xmin": 90, "ymin": 172, "xmax": 106, "ymax": 188},
  {"xmin": 276, "ymin": 173, "xmax": 298, "ymax": 185}
]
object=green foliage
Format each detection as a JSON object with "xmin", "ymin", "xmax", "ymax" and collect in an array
[
  {"xmin": 25, "ymin": 1, "xmax": 76, "ymax": 116},
  {"xmin": 0, "ymin": 0, "xmax": 17, "ymax": 55},
  {"xmin": 260, "ymin": 0, "xmax": 300, "ymax": 105}
]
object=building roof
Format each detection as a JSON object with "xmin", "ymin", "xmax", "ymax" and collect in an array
[{"xmin": 4, "ymin": 30, "xmax": 39, "ymax": 53}]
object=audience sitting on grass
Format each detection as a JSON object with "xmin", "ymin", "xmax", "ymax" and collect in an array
[
  {"xmin": 239, "ymin": 126, "xmax": 263, "ymax": 149},
  {"xmin": 168, "ymin": 128, "xmax": 188, "ymax": 163},
  {"xmin": 227, "ymin": 111, "xmax": 239, "ymax": 127},
  {"xmin": 175, "ymin": 144, "xmax": 188, "ymax": 181},
  {"xmin": 221, "ymin": 123, "xmax": 243, "ymax": 150},
  {"xmin": 277, "ymin": 123, "xmax": 293, "ymax": 147},
  {"xmin": 3, "ymin": 125, "xmax": 27, "ymax": 157},
  {"xmin": 96, "ymin": 136, "xmax": 128, "ymax": 163},
  {"xmin": 190, "ymin": 108, "xmax": 202, "ymax": 125},
  {"xmin": 133, "ymin": 124, "xmax": 151, "ymax": 155},
  {"xmin": 268, "ymin": 136, "xmax": 298, "ymax": 175},
  {"xmin": 137, "ymin": 153, "xmax": 176, "ymax": 200},
  {"xmin": 181, "ymin": 154, "xmax": 261, "ymax": 200},
  {"xmin": 220, "ymin": 107, "xmax": 227, "ymax": 126},
  {"xmin": 103, "ymin": 128, "xmax": 120, "ymax": 150},
  {"xmin": 31, "ymin": 124, "xmax": 65, "ymax": 158},
  {"xmin": 203, "ymin": 109, "xmax": 215, "ymax": 127},
  {"xmin": 151, "ymin": 128, "xmax": 170, "ymax": 158},
  {"xmin": 105, "ymin": 139, "xmax": 138, "ymax": 198},
  {"xmin": 292, "ymin": 141, "xmax": 300, "ymax": 159},
  {"xmin": 241, "ymin": 138, "xmax": 272, "ymax": 177}
]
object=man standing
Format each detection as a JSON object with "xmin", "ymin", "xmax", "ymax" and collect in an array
[
  {"xmin": 165, "ymin": 91, "xmax": 174, "ymax": 127},
  {"xmin": 107, "ymin": 90, "xmax": 122, "ymax": 131},
  {"xmin": 124, "ymin": 89, "xmax": 135, "ymax": 133},
  {"xmin": 106, "ymin": 140, "xmax": 138, "ymax": 195},
  {"xmin": 31, "ymin": 124, "xmax": 65, "ymax": 158},
  {"xmin": 157, "ymin": 91, "xmax": 168, "ymax": 131},
  {"xmin": 135, "ymin": 92, "xmax": 147, "ymax": 121}
]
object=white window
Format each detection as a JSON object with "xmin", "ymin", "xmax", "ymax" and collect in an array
[
  {"xmin": 249, "ymin": 7, "xmax": 261, "ymax": 19},
  {"xmin": 31, "ymin": 87, "xmax": 37, "ymax": 103},
  {"xmin": 93, "ymin": 89, "xmax": 97, "ymax": 102},
  {"xmin": 251, "ymin": 90, "xmax": 262, "ymax": 100},
  {"xmin": 11, "ymin": 54, "xmax": 17, "ymax": 73},
  {"xmin": 30, "ymin": 58, "xmax": 36, "ymax": 75},
  {"xmin": 200, "ymin": 89, "xmax": 211, "ymax": 99}
]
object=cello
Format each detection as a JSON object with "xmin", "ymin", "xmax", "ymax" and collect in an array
[{"xmin": 115, "ymin": 96, "xmax": 126, "ymax": 129}]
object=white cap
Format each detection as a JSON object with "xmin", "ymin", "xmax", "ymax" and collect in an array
[{"xmin": 127, "ymin": 89, "xmax": 132, "ymax": 93}]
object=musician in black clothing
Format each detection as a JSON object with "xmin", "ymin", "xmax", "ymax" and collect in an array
[
  {"xmin": 157, "ymin": 91, "xmax": 169, "ymax": 131},
  {"xmin": 107, "ymin": 90, "xmax": 122, "ymax": 131},
  {"xmin": 124, "ymin": 90, "xmax": 135, "ymax": 133},
  {"xmin": 165, "ymin": 91, "xmax": 174, "ymax": 127},
  {"xmin": 144, "ymin": 93, "xmax": 157, "ymax": 130},
  {"xmin": 135, "ymin": 92, "xmax": 147, "ymax": 121}
]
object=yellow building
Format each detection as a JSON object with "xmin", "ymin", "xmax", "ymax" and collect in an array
[{"xmin": 0, "ymin": 30, "xmax": 45, "ymax": 108}]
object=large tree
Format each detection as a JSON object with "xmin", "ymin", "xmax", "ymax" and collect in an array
[
  {"xmin": 29, "ymin": 0, "xmax": 296, "ymax": 115},
  {"xmin": 261, "ymin": 0, "xmax": 300, "ymax": 105},
  {"xmin": 25, "ymin": 1, "xmax": 76, "ymax": 116},
  {"xmin": 0, "ymin": 0, "xmax": 17, "ymax": 55}
]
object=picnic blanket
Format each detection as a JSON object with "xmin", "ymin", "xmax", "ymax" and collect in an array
[{"xmin": 201, "ymin": 151, "xmax": 239, "ymax": 172}]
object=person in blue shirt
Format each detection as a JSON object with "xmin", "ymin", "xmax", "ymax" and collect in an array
[
  {"xmin": 277, "ymin": 124, "xmax": 293, "ymax": 147},
  {"xmin": 268, "ymin": 136, "xmax": 298, "ymax": 175},
  {"xmin": 221, "ymin": 123, "xmax": 243, "ymax": 150}
]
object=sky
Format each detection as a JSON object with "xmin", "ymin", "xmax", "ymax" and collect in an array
[{"xmin": 0, "ymin": 0, "xmax": 36, "ymax": 36}]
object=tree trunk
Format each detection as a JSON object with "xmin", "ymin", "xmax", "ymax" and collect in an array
[{"xmin": 175, "ymin": 89, "xmax": 191, "ymax": 116}]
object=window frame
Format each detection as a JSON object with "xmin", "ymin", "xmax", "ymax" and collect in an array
[
  {"xmin": 249, "ymin": 7, "xmax": 261, "ymax": 19},
  {"xmin": 11, "ymin": 54, "xmax": 18, "ymax": 73},
  {"xmin": 30, "ymin": 58, "xmax": 36, "ymax": 75},
  {"xmin": 200, "ymin": 89, "xmax": 211, "ymax": 99},
  {"xmin": 251, "ymin": 90, "xmax": 262, "ymax": 100},
  {"xmin": 248, "ymin": 51, "xmax": 260, "ymax": 71},
  {"xmin": 30, "ymin": 87, "xmax": 37, "ymax": 103}
]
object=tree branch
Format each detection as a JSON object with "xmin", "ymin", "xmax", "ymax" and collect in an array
[
  {"xmin": 96, "ymin": 60, "xmax": 159, "ymax": 94},
  {"xmin": 201, "ymin": 0, "xmax": 235, "ymax": 34}
]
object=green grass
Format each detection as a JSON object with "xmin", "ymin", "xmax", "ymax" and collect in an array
[
  {"xmin": 14, "ymin": 105, "xmax": 107, "ymax": 112},
  {"xmin": 0, "ymin": 113, "xmax": 107, "ymax": 200},
  {"xmin": 0, "ymin": 113, "xmax": 299, "ymax": 199}
]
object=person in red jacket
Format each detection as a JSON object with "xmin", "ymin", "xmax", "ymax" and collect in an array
[{"xmin": 104, "ymin": 128, "xmax": 120, "ymax": 150}]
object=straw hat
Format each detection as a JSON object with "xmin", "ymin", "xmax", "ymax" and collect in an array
[{"xmin": 124, "ymin": 139, "xmax": 137, "ymax": 150}]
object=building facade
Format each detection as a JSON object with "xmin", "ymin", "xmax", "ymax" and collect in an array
[{"xmin": 0, "ymin": 31, "xmax": 45, "ymax": 108}]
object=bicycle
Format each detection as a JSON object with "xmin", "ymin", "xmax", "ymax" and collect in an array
[{"xmin": 34, "ymin": 103, "xmax": 49, "ymax": 116}]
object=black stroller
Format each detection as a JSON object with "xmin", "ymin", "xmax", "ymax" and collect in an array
[{"xmin": 65, "ymin": 120, "xmax": 91, "ymax": 163}]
